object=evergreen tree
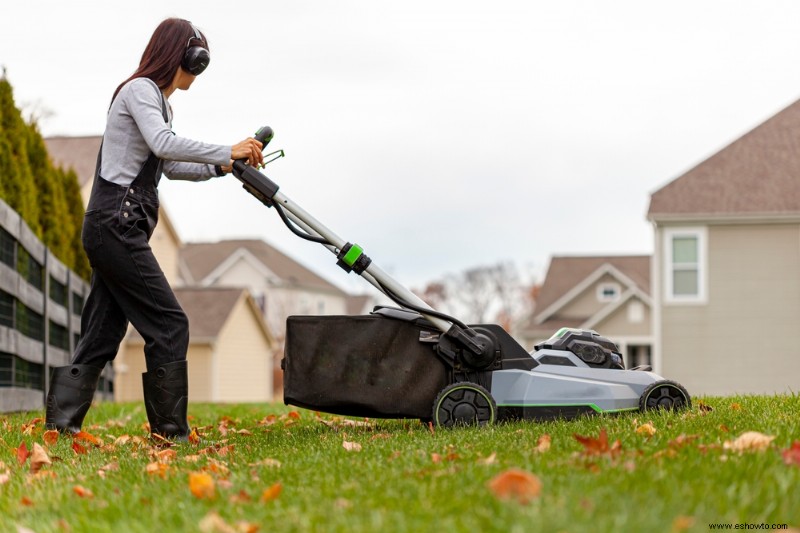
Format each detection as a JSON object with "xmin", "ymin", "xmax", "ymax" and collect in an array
[
  {"xmin": 0, "ymin": 77, "xmax": 40, "ymax": 235},
  {"xmin": 61, "ymin": 167, "xmax": 90, "ymax": 280}
]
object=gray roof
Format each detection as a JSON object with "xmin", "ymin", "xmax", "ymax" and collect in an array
[
  {"xmin": 181, "ymin": 239, "xmax": 345, "ymax": 294},
  {"xmin": 648, "ymin": 99, "xmax": 800, "ymax": 220}
]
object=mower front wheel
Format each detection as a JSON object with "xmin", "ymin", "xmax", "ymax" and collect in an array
[
  {"xmin": 639, "ymin": 380, "xmax": 691, "ymax": 412},
  {"xmin": 433, "ymin": 382, "xmax": 497, "ymax": 427}
]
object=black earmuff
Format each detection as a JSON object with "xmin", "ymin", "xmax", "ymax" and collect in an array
[{"xmin": 181, "ymin": 23, "xmax": 210, "ymax": 75}]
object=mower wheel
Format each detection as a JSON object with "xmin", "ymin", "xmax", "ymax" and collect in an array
[
  {"xmin": 639, "ymin": 380, "xmax": 691, "ymax": 412},
  {"xmin": 433, "ymin": 382, "xmax": 496, "ymax": 427}
]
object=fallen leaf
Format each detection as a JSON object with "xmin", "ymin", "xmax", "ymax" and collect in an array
[
  {"xmin": 199, "ymin": 511, "xmax": 236, "ymax": 533},
  {"xmin": 668, "ymin": 434, "xmax": 699, "ymax": 449},
  {"xmin": 72, "ymin": 441, "xmax": 88, "ymax": 455},
  {"xmin": 730, "ymin": 403, "xmax": 741, "ymax": 411},
  {"xmin": 229, "ymin": 490, "xmax": 252, "ymax": 504},
  {"xmin": 431, "ymin": 453, "xmax": 442, "ymax": 464},
  {"xmin": 188, "ymin": 429, "xmax": 201, "ymax": 445},
  {"xmin": 249, "ymin": 458, "xmax": 282, "ymax": 468},
  {"xmin": 43, "ymin": 430, "xmax": 59, "ymax": 446},
  {"xmin": 114, "ymin": 435, "xmax": 132, "ymax": 446},
  {"xmin": 0, "ymin": 472, "xmax": 10, "ymax": 485},
  {"xmin": 145, "ymin": 462, "xmax": 170, "ymax": 478},
  {"xmin": 30, "ymin": 443, "xmax": 52, "ymax": 474},
  {"xmin": 535, "ymin": 434, "xmax": 551, "ymax": 453},
  {"xmin": 236, "ymin": 521, "xmax": 260, "ymax": 533},
  {"xmin": 287, "ymin": 411, "xmax": 301, "ymax": 420},
  {"xmin": 259, "ymin": 482, "xmax": 283, "ymax": 502},
  {"xmin": 636, "ymin": 422, "xmax": 657, "ymax": 437},
  {"xmin": 21, "ymin": 417, "xmax": 43, "ymax": 435},
  {"xmin": 342, "ymin": 441, "xmax": 362, "ymax": 452},
  {"xmin": 157, "ymin": 449, "xmax": 178, "ymax": 463},
  {"xmin": 237, "ymin": 429, "xmax": 253, "ymax": 436},
  {"xmin": 74, "ymin": 431, "xmax": 103, "ymax": 447},
  {"xmin": 672, "ymin": 515, "xmax": 696, "ymax": 532},
  {"xmin": 574, "ymin": 429, "xmax": 622, "ymax": 458},
  {"xmin": 723, "ymin": 431, "xmax": 776, "ymax": 453},
  {"xmin": 17, "ymin": 442, "xmax": 30, "ymax": 465},
  {"xmin": 697, "ymin": 401, "xmax": 713, "ymax": 413},
  {"xmin": 781, "ymin": 441, "xmax": 800, "ymax": 466},
  {"xmin": 487, "ymin": 469, "xmax": 542, "ymax": 504},
  {"xmin": 20, "ymin": 496, "xmax": 34, "ymax": 506},
  {"xmin": 189, "ymin": 472, "xmax": 216, "ymax": 499},
  {"xmin": 478, "ymin": 452, "xmax": 497, "ymax": 465},
  {"xmin": 73, "ymin": 485, "xmax": 94, "ymax": 499}
]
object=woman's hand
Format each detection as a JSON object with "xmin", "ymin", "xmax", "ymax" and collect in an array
[{"xmin": 230, "ymin": 138, "xmax": 264, "ymax": 168}]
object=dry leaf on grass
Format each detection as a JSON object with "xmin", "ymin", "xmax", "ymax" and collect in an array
[
  {"xmin": 574, "ymin": 428, "xmax": 622, "ymax": 458},
  {"xmin": 17, "ymin": 442, "xmax": 30, "ymax": 465},
  {"xmin": 145, "ymin": 462, "xmax": 170, "ymax": 478},
  {"xmin": 723, "ymin": 431, "xmax": 776, "ymax": 453},
  {"xmin": 43, "ymin": 430, "xmax": 59, "ymax": 446},
  {"xmin": 535, "ymin": 434, "xmax": 551, "ymax": 453},
  {"xmin": 74, "ymin": 431, "xmax": 103, "ymax": 447},
  {"xmin": 199, "ymin": 511, "xmax": 236, "ymax": 533},
  {"xmin": 342, "ymin": 441, "xmax": 362, "ymax": 452},
  {"xmin": 487, "ymin": 469, "xmax": 542, "ymax": 504},
  {"xmin": 30, "ymin": 443, "xmax": 52, "ymax": 474},
  {"xmin": 636, "ymin": 422, "xmax": 657, "ymax": 437},
  {"xmin": 478, "ymin": 452, "xmax": 497, "ymax": 465},
  {"xmin": 259, "ymin": 482, "xmax": 282, "ymax": 502},
  {"xmin": 781, "ymin": 442, "xmax": 800, "ymax": 466},
  {"xmin": 72, "ymin": 441, "xmax": 88, "ymax": 455},
  {"xmin": 0, "ymin": 472, "xmax": 10, "ymax": 486},
  {"xmin": 189, "ymin": 471, "xmax": 216, "ymax": 499},
  {"xmin": 72, "ymin": 485, "xmax": 93, "ymax": 499}
]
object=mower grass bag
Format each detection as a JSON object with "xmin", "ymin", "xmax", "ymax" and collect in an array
[{"xmin": 283, "ymin": 310, "xmax": 449, "ymax": 419}]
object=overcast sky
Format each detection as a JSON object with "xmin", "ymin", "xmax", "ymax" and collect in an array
[{"xmin": 3, "ymin": 1, "xmax": 800, "ymax": 293}]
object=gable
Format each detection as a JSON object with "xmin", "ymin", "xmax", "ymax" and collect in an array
[{"xmin": 648, "ymin": 99, "xmax": 800, "ymax": 221}]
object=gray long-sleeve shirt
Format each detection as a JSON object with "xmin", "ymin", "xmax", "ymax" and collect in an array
[{"xmin": 100, "ymin": 78, "xmax": 231, "ymax": 186}]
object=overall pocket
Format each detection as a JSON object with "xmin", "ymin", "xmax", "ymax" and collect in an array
[{"xmin": 81, "ymin": 210, "xmax": 104, "ymax": 253}]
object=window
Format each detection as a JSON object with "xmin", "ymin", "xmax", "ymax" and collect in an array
[
  {"xmin": 72, "ymin": 291, "xmax": 85, "ymax": 315},
  {"xmin": 0, "ymin": 226, "xmax": 14, "ymax": 268},
  {"xmin": 50, "ymin": 275, "xmax": 68, "ymax": 308},
  {"xmin": 17, "ymin": 246, "xmax": 43, "ymax": 291},
  {"xmin": 0, "ymin": 352, "xmax": 44, "ymax": 390},
  {"xmin": 49, "ymin": 320, "xmax": 70, "ymax": 351},
  {"xmin": 664, "ymin": 228, "xmax": 707, "ymax": 303},
  {"xmin": 16, "ymin": 302, "xmax": 44, "ymax": 341},
  {"xmin": 597, "ymin": 282, "xmax": 621, "ymax": 302},
  {"xmin": 0, "ymin": 290, "xmax": 13, "ymax": 328}
]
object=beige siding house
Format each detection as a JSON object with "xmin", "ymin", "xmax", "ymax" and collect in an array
[
  {"xmin": 180, "ymin": 239, "xmax": 349, "ymax": 340},
  {"xmin": 648, "ymin": 100, "xmax": 800, "ymax": 396},
  {"xmin": 116, "ymin": 288, "xmax": 274, "ymax": 402},
  {"xmin": 44, "ymin": 137, "xmax": 277, "ymax": 402},
  {"xmin": 517, "ymin": 255, "xmax": 653, "ymax": 368}
]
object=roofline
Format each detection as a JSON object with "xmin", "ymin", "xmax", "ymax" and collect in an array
[
  {"xmin": 534, "ymin": 262, "xmax": 645, "ymax": 325},
  {"xmin": 648, "ymin": 212, "xmax": 800, "ymax": 225},
  {"xmin": 583, "ymin": 287, "xmax": 651, "ymax": 331}
]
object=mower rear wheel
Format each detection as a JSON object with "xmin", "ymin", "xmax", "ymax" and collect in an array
[
  {"xmin": 639, "ymin": 380, "xmax": 691, "ymax": 412},
  {"xmin": 433, "ymin": 382, "xmax": 496, "ymax": 427}
]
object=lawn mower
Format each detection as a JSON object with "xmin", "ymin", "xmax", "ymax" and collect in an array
[{"xmin": 232, "ymin": 127, "xmax": 691, "ymax": 427}]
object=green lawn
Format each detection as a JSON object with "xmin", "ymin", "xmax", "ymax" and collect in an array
[{"xmin": 1, "ymin": 395, "xmax": 799, "ymax": 532}]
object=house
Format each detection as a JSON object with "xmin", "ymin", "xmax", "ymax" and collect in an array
[
  {"xmin": 180, "ymin": 239, "xmax": 350, "ymax": 339},
  {"xmin": 115, "ymin": 287, "xmax": 274, "ymax": 402},
  {"xmin": 44, "ymin": 137, "xmax": 277, "ymax": 402},
  {"xmin": 647, "ymin": 99, "xmax": 800, "ymax": 396},
  {"xmin": 516, "ymin": 255, "xmax": 653, "ymax": 368}
]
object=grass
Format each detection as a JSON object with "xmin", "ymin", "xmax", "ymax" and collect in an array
[{"xmin": 1, "ymin": 395, "xmax": 799, "ymax": 533}]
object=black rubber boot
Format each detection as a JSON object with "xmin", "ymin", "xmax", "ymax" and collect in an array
[
  {"xmin": 142, "ymin": 360, "xmax": 190, "ymax": 441},
  {"xmin": 45, "ymin": 364, "xmax": 103, "ymax": 434}
]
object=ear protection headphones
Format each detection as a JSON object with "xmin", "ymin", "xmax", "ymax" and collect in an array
[{"xmin": 181, "ymin": 22, "xmax": 210, "ymax": 75}]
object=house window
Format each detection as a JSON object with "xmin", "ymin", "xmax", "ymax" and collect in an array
[
  {"xmin": 665, "ymin": 227, "xmax": 707, "ymax": 303},
  {"xmin": 597, "ymin": 283, "xmax": 621, "ymax": 302}
]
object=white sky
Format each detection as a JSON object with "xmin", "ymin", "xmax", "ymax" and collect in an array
[{"xmin": 3, "ymin": 1, "xmax": 800, "ymax": 293}]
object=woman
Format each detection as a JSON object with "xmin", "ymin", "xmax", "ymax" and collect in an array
[{"xmin": 45, "ymin": 18, "xmax": 263, "ymax": 440}]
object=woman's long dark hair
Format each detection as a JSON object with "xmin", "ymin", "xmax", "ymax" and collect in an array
[{"xmin": 112, "ymin": 18, "xmax": 209, "ymax": 102}]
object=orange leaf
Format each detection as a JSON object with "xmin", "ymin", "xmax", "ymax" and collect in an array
[
  {"xmin": 189, "ymin": 472, "xmax": 216, "ymax": 500},
  {"xmin": 574, "ymin": 428, "xmax": 622, "ymax": 458},
  {"xmin": 635, "ymin": 422, "xmax": 657, "ymax": 437},
  {"xmin": 188, "ymin": 428, "xmax": 201, "ymax": 445},
  {"xmin": 781, "ymin": 441, "xmax": 800, "ymax": 466},
  {"xmin": 72, "ymin": 441, "xmax": 88, "ymax": 455},
  {"xmin": 431, "ymin": 453, "xmax": 442, "ymax": 464},
  {"xmin": 72, "ymin": 485, "xmax": 94, "ymax": 499},
  {"xmin": 21, "ymin": 417, "xmax": 43, "ymax": 435},
  {"xmin": 29, "ymin": 443, "xmax": 51, "ymax": 474},
  {"xmin": 534, "ymin": 434, "xmax": 551, "ymax": 453},
  {"xmin": 17, "ymin": 442, "xmax": 30, "ymax": 465},
  {"xmin": 74, "ymin": 431, "xmax": 103, "ymax": 446},
  {"xmin": 20, "ymin": 496, "xmax": 34, "ymax": 507},
  {"xmin": 43, "ymin": 430, "xmax": 59, "ymax": 446},
  {"xmin": 488, "ymin": 469, "xmax": 542, "ymax": 504},
  {"xmin": 260, "ymin": 482, "xmax": 282, "ymax": 502},
  {"xmin": 287, "ymin": 411, "xmax": 301, "ymax": 420},
  {"xmin": 157, "ymin": 449, "xmax": 178, "ymax": 463},
  {"xmin": 146, "ymin": 462, "xmax": 170, "ymax": 478}
]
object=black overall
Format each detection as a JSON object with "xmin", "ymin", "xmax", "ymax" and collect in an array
[{"xmin": 72, "ymin": 95, "xmax": 189, "ymax": 372}]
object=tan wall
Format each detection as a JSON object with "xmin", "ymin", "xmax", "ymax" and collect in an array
[
  {"xmin": 113, "ymin": 342, "xmax": 214, "ymax": 402},
  {"xmin": 594, "ymin": 296, "xmax": 651, "ymax": 338},
  {"xmin": 659, "ymin": 223, "xmax": 800, "ymax": 395},
  {"xmin": 214, "ymin": 295, "xmax": 274, "ymax": 402},
  {"xmin": 558, "ymin": 273, "xmax": 621, "ymax": 318}
]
